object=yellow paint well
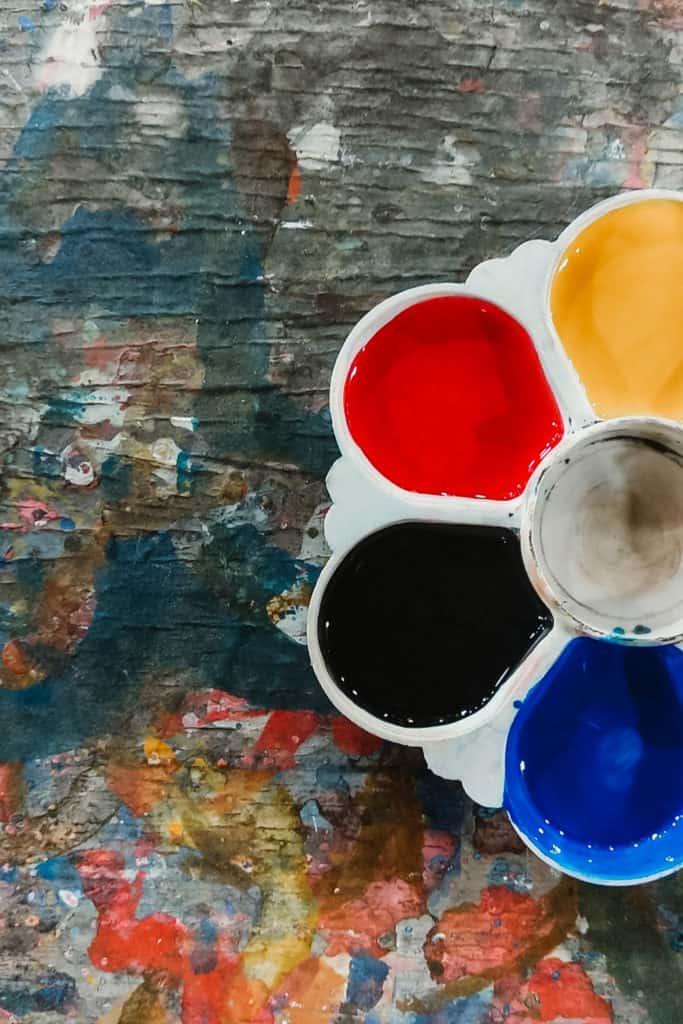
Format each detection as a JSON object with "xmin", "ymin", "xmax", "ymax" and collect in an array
[{"xmin": 550, "ymin": 198, "xmax": 683, "ymax": 419}]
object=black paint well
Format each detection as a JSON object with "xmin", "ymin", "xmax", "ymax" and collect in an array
[{"xmin": 317, "ymin": 523, "xmax": 553, "ymax": 728}]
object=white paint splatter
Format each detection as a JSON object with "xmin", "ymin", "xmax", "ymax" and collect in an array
[
  {"xmin": 58, "ymin": 889, "xmax": 80, "ymax": 909},
  {"xmin": 272, "ymin": 602, "xmax": 309, "ymax": 645},
  {"xmin": 170, "ymin": 416, "xmax": 198, "ymax": 431},
  {"xmin": 287, "ymin": 122, "xmax": 341, "ymax": 170},
  {"xmin": 281, "ymin": 220, "xmax": 314, "ymax": 230},
  {"xmin": 422, "ymin": 135, "xmax": 478, "ymax": 187},
  {"xmin": 61, "ymin": 444, "xmax": 96, "ymax": 486},
  {"xmin": 35, "ymin": 1, "xmax": 110, "ymax": 98},
  {"xmin": 150, "ymin": 437, "xmax": 182, "ymax": 468}
]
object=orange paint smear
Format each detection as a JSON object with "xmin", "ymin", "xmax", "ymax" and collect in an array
[
  {"xmin": 106, "ymin": 761, "xmax": 180, "ymax": 816},
  {"xmin": 0, "ymin": 763, "xmax": 23, "ymax": 822},
  {"xmin": 287, "ymin": 164, "xmax": 302, "ymax": 204}
]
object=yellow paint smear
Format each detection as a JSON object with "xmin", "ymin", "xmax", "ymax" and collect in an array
[{"xmin": 550, "ymin": 198, "xmax": 683, "ymax": 419}]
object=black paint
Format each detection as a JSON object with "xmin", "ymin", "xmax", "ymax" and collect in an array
[{"xmin": 318, "ymin": 523, "xmax": 552, "ymax": 728}]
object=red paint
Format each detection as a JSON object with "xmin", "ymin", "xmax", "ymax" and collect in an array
[
  {"xmin": 458, "ymin": 77, "xmax": 484, "ymax": 93},
  {"xmin": 344, "ymin": 296, "xmax": 563, "ymax": 499},
  {"xmin": 331, "ymin": 717, "xmax": 382, "ymax": 756},
  {"xmin": 492, "ymin": 958, "xmax": 612, "ymax": 1023},
  {"xmin": 77, "ymin": 849, "xmax": 266, "ymax": 1024},
  {"xmin": 424, "ymin": 886, "xmax": 559, "ymax": 982},
  {"xmin": 243, "ymin": 710, "xmax": 320, "ymax": 769}
]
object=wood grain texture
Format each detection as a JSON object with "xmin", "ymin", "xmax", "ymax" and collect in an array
[{"xmin": 0, "ymin": 0, "xmax": 680, "ymax": 1020}]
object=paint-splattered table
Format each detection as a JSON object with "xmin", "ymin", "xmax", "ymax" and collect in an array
[{"xmin": 0, "ymin": 0, "xmax": 681, "ymax": 1020}]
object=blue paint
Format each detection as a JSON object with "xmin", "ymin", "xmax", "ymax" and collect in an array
[
  {"xmin": 505, "ymin": 638, "xmax": 683, "ymax": 882},
  {"xmin": 18, "ymin": 15, "xmax": 35, "ymax": 30},
  {"xmin": 299, "ymin": 799, "xmax": 332, "ymax": 831},
  {"xmin": 0, "ymin": 529, "xmax": 330, "ymax": 762},
  {"xmin": 60, "ymin": 517, "xmax": 75, "ymax": 531},
  {"xmin": 36, "ymin": 855, "xmax": 82, "ymax": 891},
  {"xmin": 100, "ymin": 454, "xmax": 132, "ymax": 501},
  {"xmin": 346, "ymin": 953, "xmax": 389, "ymax": 1011},
  {"xmin": 32, "ymin": 447, "xmax": 61, "ymax": 479},
  {"xmin": 0, "ymin": 971, "xmax": 76, "ymax": 1015}
]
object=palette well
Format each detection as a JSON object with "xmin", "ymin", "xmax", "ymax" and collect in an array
[{"xmin": 309, "ymin": 187, "xmax": 683, "ymax": 885}]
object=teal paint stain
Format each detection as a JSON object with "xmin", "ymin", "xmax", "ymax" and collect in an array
[
  {"xmin": 32, "ymin": 447, "xmax": 61, "ymax": 478},
  {"xmin": 100, "ymin": 455, "xmax": 132, "ymax": 502},
  {"xmin": 176, "ymin": 449, "xmax": 201, "ymax": 496}
]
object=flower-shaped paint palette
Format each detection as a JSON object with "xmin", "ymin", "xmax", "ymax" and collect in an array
[{"xmin": 307, "ymin": 189, "xmax": 683, "ymax": 885}]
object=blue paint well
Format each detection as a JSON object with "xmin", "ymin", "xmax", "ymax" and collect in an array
[{"xmin": 505, "ymin": 638, "xmax": 683, "ymax": 882}]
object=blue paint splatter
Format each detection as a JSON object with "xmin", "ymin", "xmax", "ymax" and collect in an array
[
  {"xmin": 346, "ymin": 953, "xmax": 389, "ymax": 1011},
  {"xmin": 0, "ymin": 529, "xmax": 330, "ymax": 762},
  {"xmin": 18, "ymin": 15, "xmax": 35, "ymax": 30},
  {"xmin": 506, "ymin": 638, "xmax": 683, "ymax": 882}
]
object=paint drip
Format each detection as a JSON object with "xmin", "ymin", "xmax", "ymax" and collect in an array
[
  {"xmin": 343, "ymin": 296, "xmax": 563, "ymax": 499},
  {"xmin": 317, "ymin": 523, "xmax": 552, "ymax": 728},
  {"xmin": 550, "ymin": 197, "xmax": 683, "ymax": 420},
  {"xmin": 505, "ymin": 639, "xmax": 683, "ymax": 882}
]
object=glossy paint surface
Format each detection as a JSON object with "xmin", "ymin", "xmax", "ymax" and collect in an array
[
  {"xmin": 344, "ymin": 296, "xmax": 564, "ymax": 498},
  {"xmin": 550, "ymin": 199, "xmax": 683, "ymax": 419},
  {"xmin": 506, "ymin": 638, "xmax": 683, "ymax": 882},
  {"xmin": 318, "ymin": 523, "xmax": 553, "ymax": 728}
]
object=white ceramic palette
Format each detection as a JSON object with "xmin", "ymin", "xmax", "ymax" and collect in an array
[{"xmin": 307, "ymin": 188, "xmax": 683, "ymax": 885}]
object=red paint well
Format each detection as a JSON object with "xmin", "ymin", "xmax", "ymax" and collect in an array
[{"xmin": 344, "ymin": 296, "xmax": 563, "ymax": 499}]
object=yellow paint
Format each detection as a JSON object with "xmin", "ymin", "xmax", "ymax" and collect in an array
[
  {"xmin": 143, "ymin": 736, "xmax": 176, "ymax": 765},
  {"xmin": 167, "ymin": 819, "xmax": 185, "ymax": 842},
  {"xmin": 550, "ymin": 198, "xmax": 683, "ymax": 419}
]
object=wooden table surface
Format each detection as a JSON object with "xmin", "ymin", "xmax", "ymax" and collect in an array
[{"xmin": 0, "ymin": 0, "xmax": 681, "ymax": 1020}]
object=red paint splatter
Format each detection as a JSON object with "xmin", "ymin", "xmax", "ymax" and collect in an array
[
  {"xmin": 424, "ymin": 886, "xmax": 558, "ymax": 982},
  {"xmin": 492, "ymin": 958, "xmax": 612, "ymax": 1022},
  {"xmin": 158, "ymin": 692, "xmax": 383, "ymax": 765},
  {"xmin": 422, "ymin": 830, "xmax": 457, "ymax": 892},
  {"xmin": 287, "ymin": 164, "xmax": 302, "ymax": 203},
  {"xmin": 331, "ymin": 718, "xmax": 382, "ymax": 756},
  {"xmin": 344, "ymin": 296, "xmax": 563, "ymax": 499},
  {"xmin": 458, "ymin": 78, "xmax": 484, "ymax": 93},
  {"xmin": 77, "ymin": 850, "xmax": 266, "ymax": 1024},
  {"xmin": 320, "ymin": 879, "xmax": 423, "ymax": 956},
  {"xmin": 243, "ymin": 710, "xmax": 320, "ymax": 769}
]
